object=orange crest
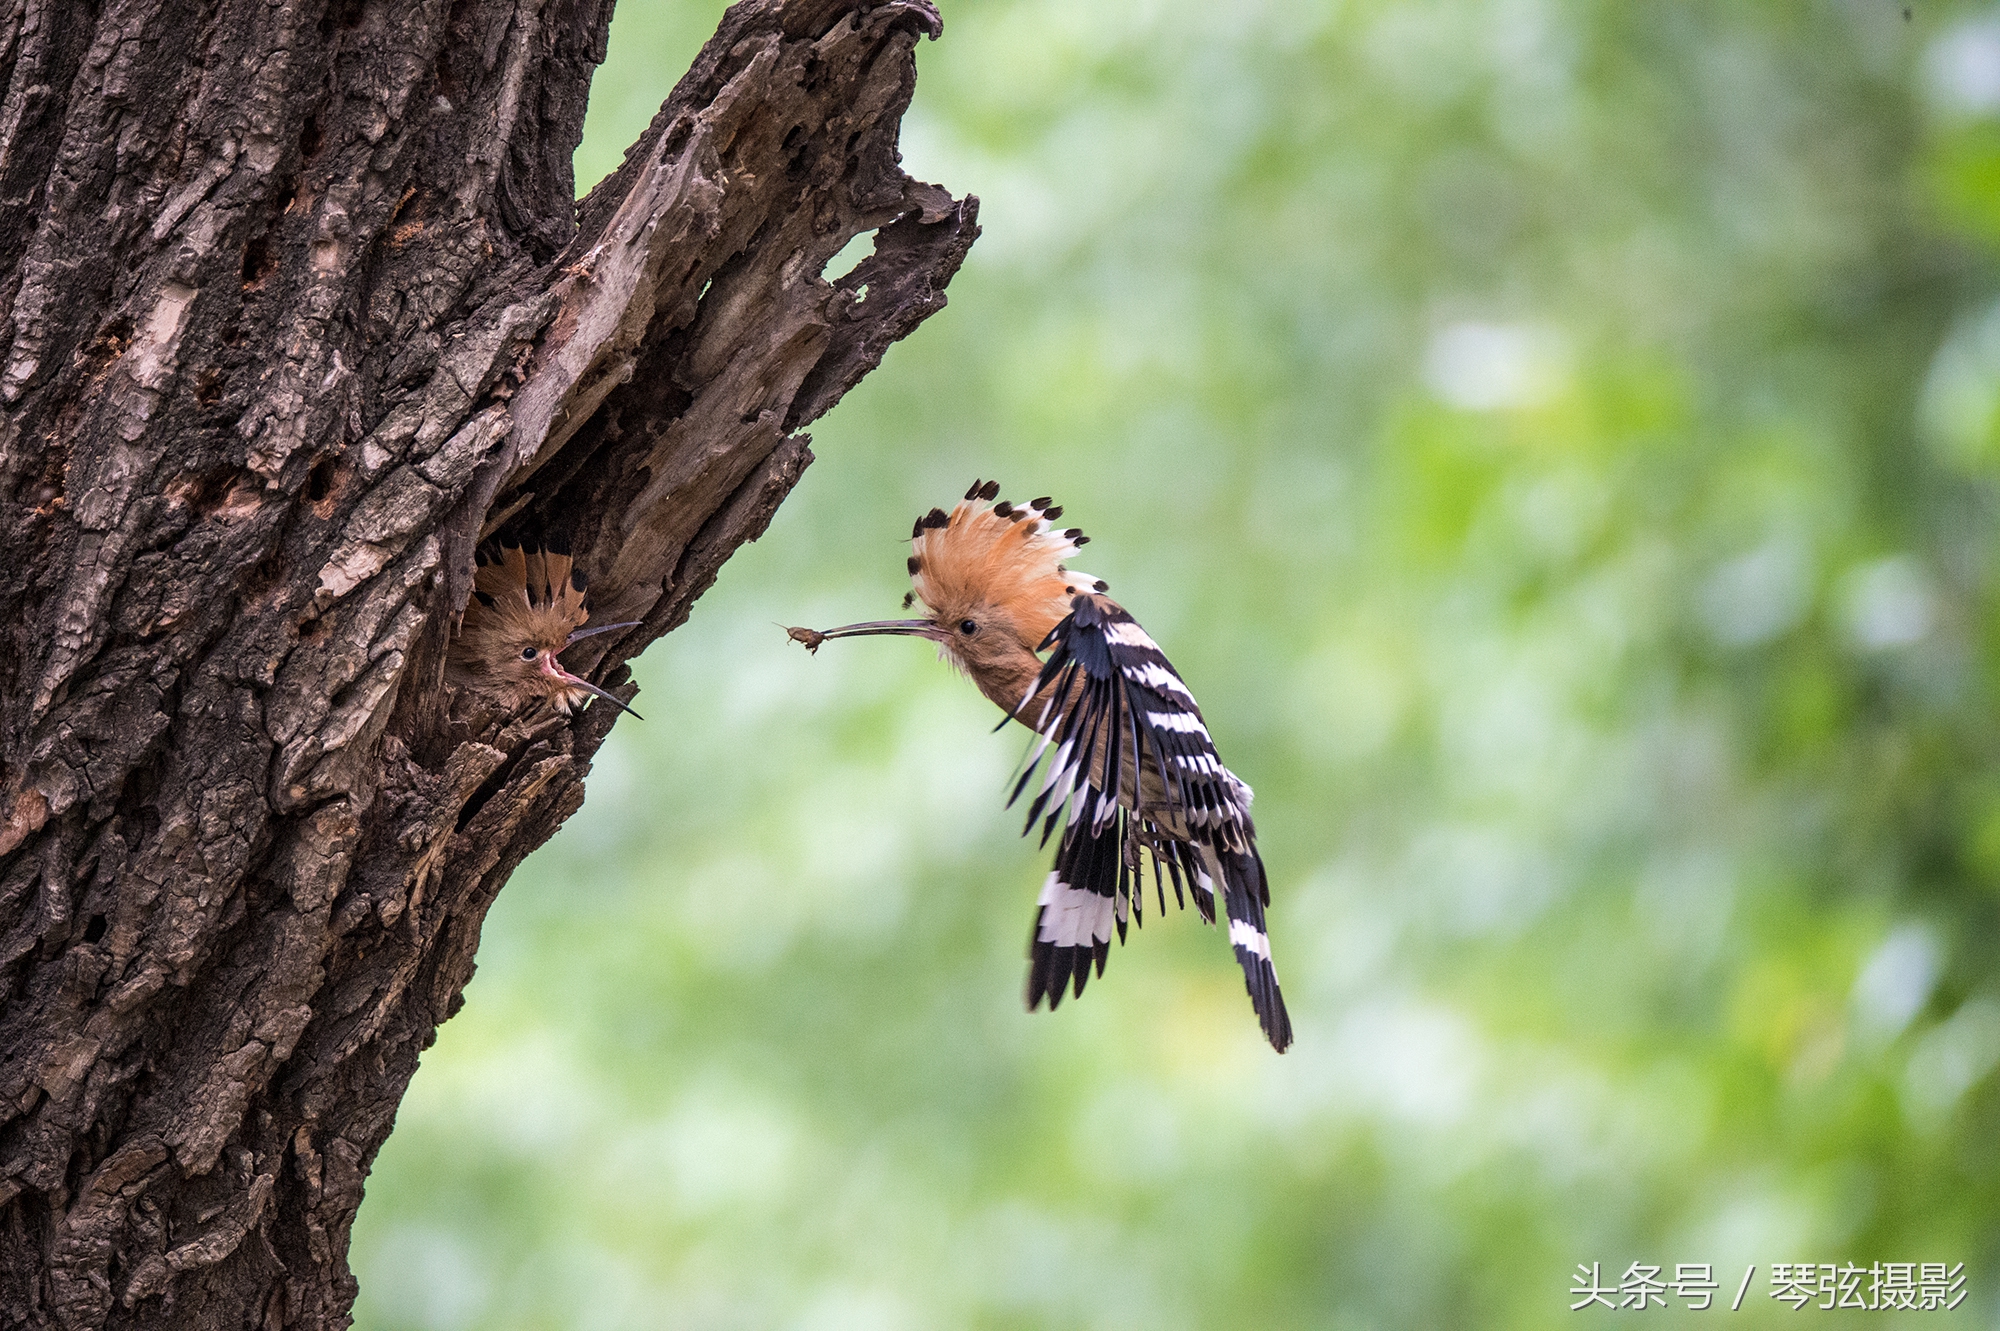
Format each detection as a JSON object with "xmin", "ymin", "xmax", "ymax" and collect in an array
[
  {"xmin": 465, "ymin": 542, "xmax": 589, "ymax": 646},
  {"xmin": 908, "ymin": 480, "xmax": 1104, "ymax": 647}
]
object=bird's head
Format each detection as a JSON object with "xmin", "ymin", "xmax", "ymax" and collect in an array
[
  {"xmin": 813, "ymin": 480, "xmax": 1105, "ymax": 676},
  {"xmin": 456, "ymin": 541, "xmax": 642, "ymax": 718}
]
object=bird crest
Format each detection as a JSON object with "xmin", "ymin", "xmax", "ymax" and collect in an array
[
  {"xmin": 907, "ymin": 479, "xmax": 1105, "ymax": 648},
  {"xmin": 469, "ymin": 541, "xmax": 588, "ymax": 645}
]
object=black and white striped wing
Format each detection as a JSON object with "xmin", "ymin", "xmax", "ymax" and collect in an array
[{"xmin": 1009, "ymin": 593, "xmax": 1293, "ymax": 1052}]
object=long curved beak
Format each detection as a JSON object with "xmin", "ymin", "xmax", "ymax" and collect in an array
[
  {"xmin": 811, "ymin": 618, "xmax": 942, "ymax": 642},
  {"xmin": 539, "ymin": 654, "xmax": 643, "ymax": 720},
  {"xmin": 565, "ymin": 620, "xmax": 641, "ymax": 645}
]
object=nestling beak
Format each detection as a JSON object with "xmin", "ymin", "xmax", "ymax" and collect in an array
[
  {"xmin": 565, "ymin": 620, "xmax": 641, "ymax": 645},
  {"xmin": 807, "ymin": 618, "xmax": 944, "ymax": 643},
  {"xmin": 539, "ymin": 652, "xmax": 644, "ymax": 719}
]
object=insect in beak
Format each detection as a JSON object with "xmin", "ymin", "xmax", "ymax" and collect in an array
[{"xmin": 539, "ymin": 651, "xmax": 643, "ymax": 719}]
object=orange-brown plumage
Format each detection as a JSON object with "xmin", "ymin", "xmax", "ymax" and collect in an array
[{"xmin": 448, "ymin": 541, "xmax": 640, "ymax": 718}]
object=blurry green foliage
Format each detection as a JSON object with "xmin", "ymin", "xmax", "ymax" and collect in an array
[{"xmin": 354, "ymin": 1, "xmax": 2000, "ymax": 1326}]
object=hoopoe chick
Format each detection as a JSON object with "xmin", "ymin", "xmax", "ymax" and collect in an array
[
  {"xmin": 448, "ymin": 539, "xmax": 642, "ymax": 718},
  {"xmin": 800, "ymin": 480, "xmax": 1292, "ymax": 1052}
]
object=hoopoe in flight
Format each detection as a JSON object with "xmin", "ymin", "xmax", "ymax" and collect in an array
[
  {"xmin": 800, "ymin": 481, "xmax": 1292, "ymax": 1051},
  {"xmin": 448, "ymin": 539, "xmax": 642, "ymax": 718}
]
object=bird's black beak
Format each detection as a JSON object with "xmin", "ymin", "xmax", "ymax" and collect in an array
[
  {"xmin": 565, "ymin": 620, "xmax": 642, "ymax": 645},
  {"xmin": 567, "ymin": 677, "xmax": 645, "ymax": 721},
  {"xmin": 554, "ymin": 621, "xmax": 644, "ymax": 717},
  {"xmin": 809, "ymin": 618, "xmax": 942, "ymax": 643}
]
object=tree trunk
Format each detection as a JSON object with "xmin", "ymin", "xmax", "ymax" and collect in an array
[{"xmin": 0, "ymin": 0, "xmax": 976, "ymax": 1324}]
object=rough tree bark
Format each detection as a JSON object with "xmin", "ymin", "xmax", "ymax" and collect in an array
[{"xmin": 0, "ymin": 0, "xmax": 976, "ymax": 1324}]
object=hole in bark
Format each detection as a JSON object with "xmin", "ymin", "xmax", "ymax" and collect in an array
[
  {"xmin": 299, "ymin": 114, "xmax": 323, "ymax": 160},
  {"xmin": 194, "ymin": 367, "xmax": 224, "ymax": 407},
  {"xmin": 389, "ymin": 186, "xmax": 420, "ymax": 229},
  {"xmin": 83, "ymin": 915, "xmax": 106, "ymax": 943},
  {"xmin": 434, "ymin": 47, "xmax": 462, "ymax": 107},
  {"xmin": 242, "ymin": 552, "xmax": 287, "ymax": 600},
  {"xmin": 781, "ymin": 124, "xmax": 811, "ymax": 181},
  {"xmin": 298, "ymin": 615, "xmax": 324, "ymax": 643},
  {"xmin": 166, "ymin": 465, "xmax": 240, "ymax": 515},
  {"xmin": 241, "ymin": 235, "xmax": 275, "ymax": 288},
  {"xmin": 321, "ymin": 0, "xmax": 367, "ymax": 38},
  {"xmin": 825, "ymin": 231, "xmax": 873, "ymax": 283},
  {"xmin": 455, "ymin": 759, "xmax": 515, "ymax": 834},
  {"xmin": 307, "ymin": 456, "xmax": 339, "ymax": 504}
]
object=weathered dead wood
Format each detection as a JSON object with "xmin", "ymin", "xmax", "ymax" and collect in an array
[{"xmin": 0, "ymin": 0, "xmax": 976, "ymax": 1325}]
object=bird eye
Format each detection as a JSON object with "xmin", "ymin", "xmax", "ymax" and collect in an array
[
  {"xmin": 958, "ymin": 619, "xmax": 978, "ymax": 636},
  {"xmin": 520, "ymin": 646, "xmax": 539, "ymax": 660}
]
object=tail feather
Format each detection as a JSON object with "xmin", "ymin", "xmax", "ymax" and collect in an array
[{"xmin": 1216, "ymin": 848, "xmax": 1292, "ymax": 1052}]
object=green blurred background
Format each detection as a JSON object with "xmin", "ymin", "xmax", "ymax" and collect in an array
[{"xmin": 352, "ymin": 1, "xmax": 2000, "ymax": 1325}]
